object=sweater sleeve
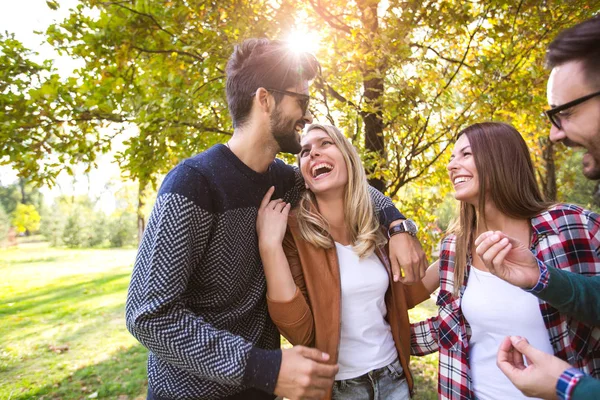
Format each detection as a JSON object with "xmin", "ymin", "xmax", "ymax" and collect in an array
[
  {"xmin": 570, "ymin": 375, "xmax": 600, "ymax": 400},
  {"xmin": 125, "ymin": 165, "xmax": 281, "ymax": 393},
  {"xmin": 533, "ymin": 267, "xmax": 600, "ymax": 326},
  {"xmin": 528, "ymin": 210, "xmax": 600, "ymax": 326}
]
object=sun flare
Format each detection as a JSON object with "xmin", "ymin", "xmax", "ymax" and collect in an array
[{"xmin": 285, "ymin": 29, "xmax": 320, "ymax": 55}]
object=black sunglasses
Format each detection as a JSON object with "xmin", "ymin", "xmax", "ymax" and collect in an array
[
  {"xmin": 545, "ymin": 90, "xmax": 600, "ymax": 130},
  {"xmin": 255, "ymin": 88, "xmax": 312, "ymax": 116}
]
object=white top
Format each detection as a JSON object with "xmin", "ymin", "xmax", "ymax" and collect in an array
[
  {"xmin": 334, "ymin": 242, "xmax": 397, "ymax": 380},
  {"xmin": 462, "ymin": 266, "xmax": 554, "ymax": 400}
]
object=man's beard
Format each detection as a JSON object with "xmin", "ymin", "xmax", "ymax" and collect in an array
[
  {"xmin": 582, "ymin": 152, "xmax": 600, "ymax": 180},
  {"xmin": 564, "ymin": 138, "xmax": 600, "ymax": 180},
  {"xmin": 270, "ymin": 107, "xmax": 303, "ymax": 154}
]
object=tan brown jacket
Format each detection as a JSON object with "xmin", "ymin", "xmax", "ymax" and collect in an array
[{"xmin": 267, "ymin": 214, "xmax": 430, "ymax": 399}]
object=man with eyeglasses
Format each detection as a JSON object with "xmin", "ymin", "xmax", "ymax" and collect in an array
[
  {"xmin": 125, "ymin": 38, "xmax": 429, "ymax": 400},
  {"xmin": 472, "ymin": 16, "xmax": 600, "ymax": 400}
]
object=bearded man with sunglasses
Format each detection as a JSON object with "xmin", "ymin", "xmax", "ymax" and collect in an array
[
  {"xmin": 469, "ymin": 16, "xmax": 600, "ymax": 400},
  {"xmin": 125, "ymin": 38, "xmax": 428, "ymax": 400}
]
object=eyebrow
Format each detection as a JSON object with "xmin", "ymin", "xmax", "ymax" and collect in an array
[{"xmin": 301, "ymin": 135, "xmax": 329, "ymax": 149}]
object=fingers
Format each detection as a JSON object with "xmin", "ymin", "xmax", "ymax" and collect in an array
[
  {"xmin": 271, "ymin": 199, "xmax": 285, "ymax": 211},
  {"xmin": 390, "ymin": 257, "xmax": 401, "ymax": 282},
  {"xmin": 497, "ymin": 336, "xmax": 525, "ymax": 381},
  {"xmin": 295, "ymin": 346, "xmax": 338, "ymax": 379},
  {"xmin": 509, "ymin": 336, "xmax": 542, "ymax": 366},
  {"xmin": 399, "ymin": 265, "xmax": 415, "ymax": 285},
  {"xmin": 260, "ymin": 186, "xmax": 275, "ymax": 208},
  {"xmin": 296, "ymin": 345, "xmax": 330, "ymax": 362},
  {"xmin": 474, "ymin": 230, "xmax": 495, "ymax": 246},
  {"xmin": 475, "ymin": 234, "xmax": 510, "ymax": 269},
  {"xmin": 419, "ymin": 255, "xmax": 428, "ymax": 280}
]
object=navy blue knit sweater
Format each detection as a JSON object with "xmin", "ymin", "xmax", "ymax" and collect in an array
[{"xmin": 125, "ymin": 144, "xmax": 403, "ymax": 399}]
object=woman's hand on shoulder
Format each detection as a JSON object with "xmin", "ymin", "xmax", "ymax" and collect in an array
[{"xmin": 257, "ymin": 186, "xmax": 291, "ymax": 251}]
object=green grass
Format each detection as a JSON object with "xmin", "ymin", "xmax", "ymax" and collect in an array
[
  {"xmin": 0, "ymin": 241, "xmax": 439, "ymax": 399},
  {"xmin": 408, "ymin": 299, "xmax": 439, "ymax": 400},
  {"xmin": 0, "ymin": 242, "xmax": 145, "ymax": 400}
]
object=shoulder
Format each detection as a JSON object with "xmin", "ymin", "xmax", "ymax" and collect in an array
[
  {"xmin": 157, "ymin": 148, "xmax": 222, "ymax": 209},
  {"xmin": 440, "ymin": 234, "xmax": 457, "ymax": 253},
  {"xmin": 271, "ymin": 158, "xmax": 299, "ymax": 183},
  {"xmin": 534, "ymin": 203, "xmax": 600, "ymax": 230}
]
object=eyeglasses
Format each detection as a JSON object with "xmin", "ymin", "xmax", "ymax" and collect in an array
[
  {"xmin": 545, "ymin": 90, "xmax": 600, "ymax": 130},
  {"xmin": 256, "ymin": 88, "xmax": 312, "ymax": 116}
]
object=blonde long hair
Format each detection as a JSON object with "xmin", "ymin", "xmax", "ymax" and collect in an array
[
  {"xmin": 296, "ymin": 124, "xmax": 386, "ymax": 258},
  {"xmin": 448, "ymin": 122, "xmax": 554, "ymax": 295}
]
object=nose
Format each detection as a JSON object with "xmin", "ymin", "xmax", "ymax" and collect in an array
[
  {"xmin": 549, "ymin": 124, "xmax": 565, "ymax": 143},
  {"xmin": 303, "ymin": 109, "xmax": 314, "ymax": 125},
  {"xmin": 447, "ymin": 157, "xmax": 457, "ymax": 172},
  {"xmin": 309, "ymin": 146, "xmax": 321, "ymax": 158}
]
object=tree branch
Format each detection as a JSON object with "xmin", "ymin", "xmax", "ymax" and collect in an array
[
  {"xmin": 410, "ymin": 43, "xmax": 475, "ymax": 69},
  {"xmin": 130, "ymin": 45, "xmax": 205, "ymax": 62},
  {"xmin": 307, "ymin": 0, "xmax": 352, "ymax": 34}
]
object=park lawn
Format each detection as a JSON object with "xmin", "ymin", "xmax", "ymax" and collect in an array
[{"xmin": 0, "ymin": 241, "xmax": 439, "ymax": 400}]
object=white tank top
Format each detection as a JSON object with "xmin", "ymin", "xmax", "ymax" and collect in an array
[
  {"xmin": 334, "ymin": 242, "xmax": 397, "ymax": 380},
  {"xmin": 462, "ymin": 266, "xmax": 554, "ymax": 400}
]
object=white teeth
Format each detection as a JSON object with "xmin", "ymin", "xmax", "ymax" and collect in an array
[
  {"xmin": 454, "ymin": 176, "xmax": 471, "ymax": 184},
  {"xmin": 312, "ymin": 163, "xmax": 333, "ymax": 177}
]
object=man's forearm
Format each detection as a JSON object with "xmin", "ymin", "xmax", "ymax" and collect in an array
[{"xmin": 532, "ymin": 266, "xmax": 600, "ymax": 326}]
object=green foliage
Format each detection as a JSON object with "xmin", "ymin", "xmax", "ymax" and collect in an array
[
  {"xmin": 4, "ymin": 1, "xmax": 597, "ymax": 194},
  {"xmin": 0, "ymin": 179, "xmax": 43, "ymax": 215},
  {"xmin": 107, "ymin": 211, "xmax": 137, "ymax": 248},
  {"xmin": 12, "ymin": 203, "xmax": 41, "ymax": 234},
  {"xmin": 0, "ymin": 204, "xmax": 10, "ymax": 243},
  {"xmin": 62, "ymin": 210, "xmax": 85, "ymax": 248},
  {"xmin": 556, "ymin": 149, "xmax": 600, "ymax": 212},
  {"xmin": 3, "ymin": 0, "xmax": 600, "ymax": 236},
  {"xmin": 434, "ymin": 194, "xmax": 459, "ymax": 232},
  {"xmin": 41, "ymin": 194, "xmax": 137, "ymax": 248}
]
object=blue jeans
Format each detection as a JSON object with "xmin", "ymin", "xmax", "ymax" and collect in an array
[{"xmin": 332, "ymin": 359, "xmax": 410, "ymax": 400}]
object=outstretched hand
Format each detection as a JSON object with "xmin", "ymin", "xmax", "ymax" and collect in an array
[{"xmin": 474, "ymin": 231, "xmax": 540, "ymax": 289}]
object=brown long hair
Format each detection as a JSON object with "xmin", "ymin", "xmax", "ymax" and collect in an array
[
  {"xmin": 296, "ymin": 124, "xmax": 386, "ymax": 258},
  {"xmin": 448, "ymin": 122, "xmax": 554, "ymax": 294}
]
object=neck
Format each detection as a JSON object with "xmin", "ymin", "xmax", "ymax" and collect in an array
[
  {"xmin": 315, "ymin": 192, "xmax": 351, "ymax": 245},
  {"xmin": 476, "ymin": 203, "xmax": 530, "ymax": 241},
  {"xmin": 227, "ymin": 122, "xmax": 278, "ymax": 173}
]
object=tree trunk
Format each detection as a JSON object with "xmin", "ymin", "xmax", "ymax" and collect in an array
[
  {"xmin": 358, "ymin": 0, "xmax": 386, "ymax": 193},
  {"xmin": 137, "ymin": 180, "xmax": 147, "ymax": 245},
  {"xmin": 542, "ymin": 139, "xmax": 557, "ymax": 201}
]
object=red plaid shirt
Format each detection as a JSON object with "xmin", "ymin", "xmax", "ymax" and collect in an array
[{"xmin": 410, "ymin": 204, "xmax": 600, "ymax": 399}]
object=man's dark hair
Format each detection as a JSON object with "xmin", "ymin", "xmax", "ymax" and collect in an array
[
  {"xmin": 546, "ymin": 15, "xmax": 600, "ymax": 88},
  {"xmin": 226, "ymin": 38, "xmax": 320, "ymax": 128}
]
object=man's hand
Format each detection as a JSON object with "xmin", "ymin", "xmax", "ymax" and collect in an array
[
  {"xmin": 497, "ymin": 336, "xmax": 571, "ymax": 399},
  {"xmin": 388, "ymin": 223, "xmax": 428, "ymax": 284},
  {"xmin": 274, "ymin": 346, "xmax": 338, "ymax": 400},
  {"xmin": 474, "ymin": 231, "xmax": 540, "ymax": 289}
]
